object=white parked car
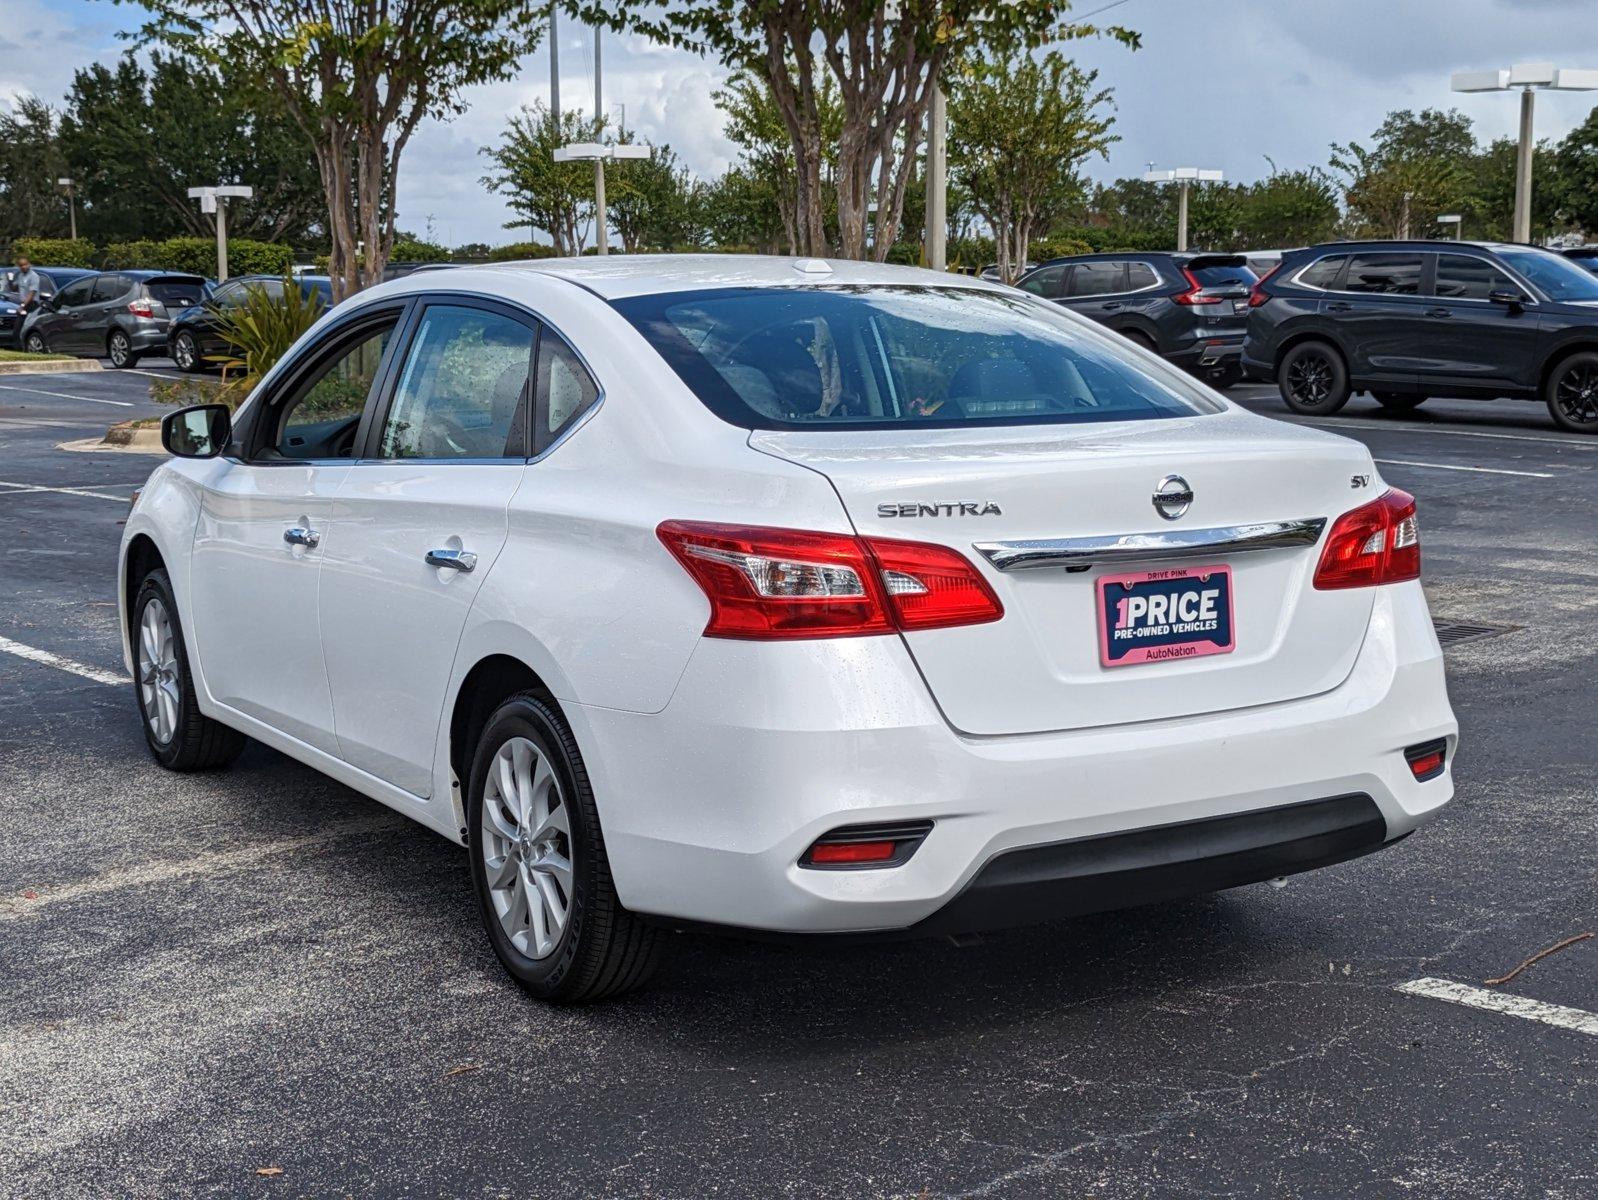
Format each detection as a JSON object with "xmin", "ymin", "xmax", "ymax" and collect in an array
[{"xmin": 122, "ymin": 256, "xmax": 1457, "ymax": 1002}]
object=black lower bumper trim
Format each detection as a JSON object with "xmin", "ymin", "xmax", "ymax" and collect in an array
[{"xmin": 912, "ymin": 794, "xmax": 1389, "ymax": 938}]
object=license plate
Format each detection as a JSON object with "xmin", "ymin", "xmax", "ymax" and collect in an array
[
  {"xmin": 1232, "ymin": 299, "xmax": 1250, "ymax": 314},
  {"xmin": 1096, "ymin": 564, "xmax": 1234, "ymax": 668}
]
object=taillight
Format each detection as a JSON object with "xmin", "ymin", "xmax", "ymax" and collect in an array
[
  {"xmin": 657, "ymin": 521, "xmax": 1003, "ymax": 640},
  {"xmin": 1248, "ymin": 263, "xmax": 1283, "ymax": 308},
  {"xmin": 127, "ymin": 299, "xmax": 155, "ymax": 317},
  {"xmin": 1172, "ymin": 267, "xmax": 1222, "ymax": 306},
  {"xmin": 1313, "ymin": 489, "xmax": 1420, "ymax": 590}
]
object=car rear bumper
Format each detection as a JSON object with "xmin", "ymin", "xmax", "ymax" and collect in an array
[
  {"xmin": 1168, "ymin": 333, "xmax": 1244, "ymax": 370},
  {"xmin": 127, "ymin": 323, "xmax": 171, "ymax": 352},
  {"xmin": 568, "ymin": 581, "xmax": 1455, "ymax": 935}
]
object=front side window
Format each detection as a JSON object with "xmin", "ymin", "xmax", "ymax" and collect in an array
[
  {"xmin": 1497, "ymin": 248, "xmax": 1598, "ymax": 302},
  {"xmin": 614, "ymin": 285, "xmax": 1218, "ymax": 431},
  {"xmin": 54, "ymin": 278, "xmax": 94, "ymax": 308},
  {"xmin": 378, "ymin": 305, "xmax": 533, "ymax": 459},
  {"xmin": 1018, "ymin": 264, "xmax": 1067, "ymax": 298},
  {"xmin": 1067, "ymin": 261, "xmax": 1126, "ymax": 297},
  {"xmin": 1341, "ymin": 254, "xmax": 1422, "ymax": 296},
  {"xmin": 264, "ymin": 320, "xmax": 398, "ymax": 460},
  {"xmin": 1434, "ymin": 254, "xmax": 1514, "ymax": 300}
]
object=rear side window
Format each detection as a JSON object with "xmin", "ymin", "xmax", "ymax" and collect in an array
[
  {"xmin": 91, "ymin": 274, "xmax": 130, "ymax": 302},
  {"xmin": 535, "ymin": 330, "xmax": 600, "ymax": 445},
  {"xmin": 1434, "ymin": 255, "xmax": 1514, "ymax": 300},
  {"xmin": 1018, "ymin": 264, "xmax": 1067, "ymax": 298},
  {"xmin": 1125, "ymin": 262, "xmax": 1159, "ymax": 290},
  {"xmin": 613, "ymin": 285, "xmax": 1218, "ymax": 431},
  {"xmin": 1342, "ymin": 254, "xmax": 1422, "ymax": 296},
  {"xmin": 147, "ymin": 278, "xmax": 206, "ymax": 308},
  {"xmin": 1297, "ymin": 255, "xmax": 1346, "ymax": 289},
  {"xmin": 1067, "ymin": 261, "xmax": 1126, "ymax": 297}
]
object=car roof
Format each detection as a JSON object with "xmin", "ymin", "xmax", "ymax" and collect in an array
[
  {"xmin": 1298, "ymin": 239, "xmax": 1532, "ymax": 253},
  {"xmin": 381, "ymin": 254, "xmax": 1009, "ymax": 302}
]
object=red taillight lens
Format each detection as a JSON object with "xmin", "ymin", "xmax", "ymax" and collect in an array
[
  {"xmin": 807, "ymin": 840, "xmax": 898, "ymax": 865},
  {"xmin": 657, "ymin": 521, "xmax": 1003, "ymax": 640},
  {"xmin": 1248, "ymin": 263, "xmax": 1283, "ymax": 308},
  {"xmin": 127, "ymin": 299, "xmax": 155, "ymax": 317},
  {"xmin": 1313, "ymin": 489, "xmax": 1421, "ymax": 590},
  {"xmin": 1172, "ymin": 267, "xmax": 1222, "ymax": 306}
]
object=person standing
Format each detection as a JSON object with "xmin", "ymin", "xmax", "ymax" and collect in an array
[{"xmin": 12, "ymin": 256, "xmax": 42, "ymax": 349}]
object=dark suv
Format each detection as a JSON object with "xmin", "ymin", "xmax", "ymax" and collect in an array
[
  {"xmin": 1244, "ymin": 239, "xmax": 1598, "ymax": 433},
  {"xmin": 168, "ymin": 273, "xmax": 333, "ymax": 372},
  {"xmin": 21, "ymin": 270, "xmax": 207, "ymax": 368},
  {"xmin": 1017, "ymin": 252, "xmax": 1257, "ymax": 387}
]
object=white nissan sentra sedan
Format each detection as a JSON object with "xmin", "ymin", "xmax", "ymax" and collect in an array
[{"xmin": 121, "ymin": 256, "xmax": 1457, "ymax": 1002}]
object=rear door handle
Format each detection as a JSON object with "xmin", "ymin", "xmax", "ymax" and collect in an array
[
  {"xmin": 426, "ymin": 548, "xmax": 477, "ymax": 573},
  {"xmin": 1325, "ymin": 302, "xmax": 1354, "ymax": 312},
  {"xmin": 283, "ymin": 526, "xmax": 320, "ymax": 548},
  {"xmin": 1102, "ymin": 302, "xmax": 1123, "ymax": 311},
  {"xmin": 1424, "ymin": 307, "xmax": 1452, "ymax": 318}
]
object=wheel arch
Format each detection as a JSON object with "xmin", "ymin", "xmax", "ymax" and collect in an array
[
  {"xmin": 1274, "ymin": 329, "xmax": 1349, "ymax": 378},
  {"xmin": 446, "ymin": 653, "xmax": 561, "ymax": 834},
  {"xmin": 1537, "ymin": 340, "xmax": 1598, "ymax": 400},
  {"xmin": 123, "ymin": 533, "xmax": 167, "ymax": 630}
]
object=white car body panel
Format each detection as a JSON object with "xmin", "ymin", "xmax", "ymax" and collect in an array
[{"xmin": 119, "ymin": 255, "xmax": 1458, "ymax": 935}]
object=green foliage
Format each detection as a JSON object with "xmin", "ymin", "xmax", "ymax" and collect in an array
[
  {"xmin": 1031, "ymin": 237, "xmax": 1095, "ymax": 260},
  {"xmin": 1331, "ymin": 108, "xmax": 1477, "ymax": 237},
  {"xmin": 481, "ymin": 103, "xmax": 603, "ymax": 255},
  {"xmin": 149, "ymin": 373, "xmax": 234, "ymax": 409},
  {"xmin": 0, "ymin": 98, "xmax": 71, "ymax": 254},
  {"xmin": 13, "ymin": 238, "xmax": 97, "ymax": 267},
  {"xmin": 608, "ymin": 140, "xmax": 710, "ymax": 251},
  {"xmin": 486, "ymin": 242, "xmax": 561, "ymax": 262},
  {"xmin": 1556, "ymin": 109, "xmax": 1598, "ymax": 238},
  {"xmin": 1235, "ymin": 166, "xmax": 1341, "ymax": 248},
  {"xmin": 209, "ymin": 279, "xmax": 326, "ymax": 391},
  {"xmin": 101, "ymin": 237, "xmax": 293, "ymax": 276},
  {"xmin": 390, "ymin": 237, "xmax": 452, "ymax": 264}
]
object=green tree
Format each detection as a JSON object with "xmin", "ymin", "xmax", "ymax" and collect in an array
[
  {"xmin": 714, "ymin": 70, "xmax": 841, "ymax": 255},
  {"xmin": 701, "ymin": 164, "xmax": 789, "ymax": 252},
  {"xmin": 0, "ymin": 97, "xmax": 71, "ymax": 250},
  {"xmin": 580, "ymin": 1, "xmax": 1136, "ymax": 260},
  {"xmin": 481, "ymin": 103, "xmax": 601, "ymax": 255},
  {"xmin": 59, "ymin": 52, "xmax": 325, "ymax": 246},
  {"xmin": 1236, "ymin": 165, "xmax": 1341, "ymax": 249},
  {"xmin": 1555, "ymin": 106, "xmax": 1598, "ymax": 237},
  {"xmin": 128, "ymin": 0, "xmax": 542, "ymax": 298},
  {"xmin": 608, "ymin": 141, "xmax": 707, "ymax": 252},
  {"xmin": 1330, "ymin": 108, "xmax": 1476, "ymax": 237},
  {"xmin": 947, "ymin": 49, "xmax": 1116, "ymax": 282},
  {"xmin": 1467, "ymin": 136, "xmax": 1562, "ymax": 241}
]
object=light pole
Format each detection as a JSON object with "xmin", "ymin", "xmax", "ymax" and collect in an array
[
  {"xmin": 1437, "ymin": 213, "xmax": 1464, "ymax": 240},
  {"xmin": 553, "ymin": 142, "xmax": 650, "ymax": 254},
  {"xmin": 186, "ymin": 185, "xmax": 254, "ymax": 281},
  {"xmin": 1452, "ymin": 63, "xmax": 1598, "ymax": 243},
  {"xmin": 1142, "ymin": 167, "xmax": 1223, "ymax": 252},
  {"xmin": 924, "ymin": 86, "xmax": 947, "ymax": 271},
  {"xmin": 56, "ymin": 178, "xmax": 76, "ymax": 241}
]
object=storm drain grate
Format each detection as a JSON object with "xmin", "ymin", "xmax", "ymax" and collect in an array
[{"xmin": 1432, "ymin": 619, "xmax": 1522, "ymax": 648}]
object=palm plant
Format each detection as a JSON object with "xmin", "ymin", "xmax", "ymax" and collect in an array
[{"xmin": 210, "ymin": 279, "xmax": 326, "ymax": 401}]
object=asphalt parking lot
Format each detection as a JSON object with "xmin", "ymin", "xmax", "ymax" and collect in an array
[{"xmin": 1, "ymin": 363, "xmax": 1594, "ymax": 1199}]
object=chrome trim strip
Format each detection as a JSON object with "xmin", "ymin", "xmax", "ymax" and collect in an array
[{"xmin": 973, "ymin": 518, "xmax": 1327, "ymax": 572}]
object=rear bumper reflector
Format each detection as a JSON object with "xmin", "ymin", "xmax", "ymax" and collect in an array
[
  {"xmin": 801, "ymin": 820, "xmax": 934, "ymax": 870},
  {"xmin": 1404, "ymin": 738, "xmax": 1448, "ymax": 782}
]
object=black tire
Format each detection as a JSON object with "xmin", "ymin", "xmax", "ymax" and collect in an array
[
  {"xmin": 467, "ymin": 693, "xmax": 663, "ymax": 1003},
  {"xmin": 171, "ymin": 330, "xmax": 203, "ymax": 373},
  {"xmin": 108, "ymin": 329, "xmax": 140, "ymax": 368},
  {"xmin": 1373, "ymin": 392, "xmax": 1428, "ymax": 413},
  {"xmin": 24, "ymin": 331, "xmax": 47, "ymax": 354},
  {"xmin": 132, "ymin": 569, "xmax": 246, "ymax": 771},
  {"xmin": 1119, "ymin": 328, "xmax": 1157, "ymax": 353},
  {"xmin": 1277, "ymin": 341, "xmax": 1351, "ymax": 415},
  {"xmin": 1545, "ymin": 351, "xmax": 1598, "ymax": 434}
]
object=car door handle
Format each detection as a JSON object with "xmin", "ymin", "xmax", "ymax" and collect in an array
[
  {"xmin": 425, "ymin": 548, "xmax": 477, "ymax": 573},
  {"xmin": 1102, "ymin": 302, "xmax": 1123, "ymax": 311},
  {"xmin": 1424, "ymin": 308, "xmax": 1453, "ymax": 318},
  {"xmin": 1325, "ymin": 302, "xmax": 1354, "ymax": 312},
  {"xmin": 283, "ymin": 526, "xmax": 320, "ymax": 548}
]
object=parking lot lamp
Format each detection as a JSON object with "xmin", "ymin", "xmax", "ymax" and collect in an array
[
  {"xmin": 186, "ymin": 185, "xmax": 254, "ymax": 282},
  {"xmin": 553, "ymin": 142, "xmax": 649, "ymax": 254},
  {"xmin": 1142, "ymin": 167, "xmax": 1224, "ymax": 252},
  {"xmin": 56, "ymin": 178, "xmax": 76, "ymax": 241},
  {"xmin": 1437, "ymin": 213, "xmax": 1463, "ymax": 240},
  {"xmin": 1452, "ymin": 64, "xmax": 1598, "ymax": 243}
]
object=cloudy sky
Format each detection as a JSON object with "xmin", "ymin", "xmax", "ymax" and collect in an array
[{"xmin": 5, "ymin": 0, "xmax": 1598, "ymax": 246}]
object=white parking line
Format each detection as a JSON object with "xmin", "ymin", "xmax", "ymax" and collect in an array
[
  {"xmin": 1373, "ymin": 458, "xmax": 1554, "ymax": 479},
  {"xmin": 1396, "ymin": 977, "xmax": 1598, "ymax": 1036},
  {"xmin": 0, "ymin": 479, "xmax": 135, "ymax": 502},
  {"xmin": 0, "ymin": 381, "xmax": 133, "ymax": 408},
  {"xmin": 0, "ymin": 635, "xmax": 129, "ymax": 686},
  {"xmin": 1279, "ymin": 414, "xmax": 1598, "ymax": 451}
]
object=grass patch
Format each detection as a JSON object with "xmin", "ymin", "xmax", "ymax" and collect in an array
[{"xmin": 0, "ymin": 348, "xmax": 73, "ymax": 362}]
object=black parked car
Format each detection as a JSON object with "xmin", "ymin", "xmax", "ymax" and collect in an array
[
  {"xmin": 167, "ymin": 274, "xmax": 333, "ymax": 372},
  {"xmin": 1, "ymin": 266, "xmax": 94, "ymax": 347},
  {"xmin": 1561, "ymin": 246, "xmax": 1598, "ymax": 274},
  {"xmin": 1243, "ymin": 239, "xmax": 1598, "ymax": 433},
  {"xmin": 1016, "ymin": 252, "xmax": 1257, "ymax": 387},
  {"xmin": 22, "ymin": 270, "xmax": 207, "ymax": 367}
]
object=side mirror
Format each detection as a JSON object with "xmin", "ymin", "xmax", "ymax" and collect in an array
[
  {"xmin": 162, "ymin": 404, "xmax": 231, "ymax": 458},
  {"xmin": 1488, "ymin": 288, "xmax": 1527, "ymax": 308}
]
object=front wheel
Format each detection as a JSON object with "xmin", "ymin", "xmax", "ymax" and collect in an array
[
  {"xmin": 1278, "ymin": 341, "xmax": 1350, "ymax": 415},
  {"xmin": 1546, "ymin": 351, "xmax": 1598, "ymax": 433},
  {"xmin": 24, "ymin": 331, "xmax": 47, "ymax": 354},
  {"xmin": 171, "ymin": 330, "xmax": 203, "ymax": 373},
  {"xmin": 108, "ymin": 330, "xmax": 140, "ymax": 368},
  {"xmin": 1373, "ymin": 392, "xmax": 1427, "ymax": 413},
  {"xmin": 468, "ymin": 693, "xmax": 663, "ymax": 1003},
  {"xmin": 133, "ymin": 569, "xmax": 246, "ymax": 771}
]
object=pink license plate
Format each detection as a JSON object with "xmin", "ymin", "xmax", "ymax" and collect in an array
[{"xmin": 1096, "ymin": 564, "xmax": 1235, "ymax": 668}]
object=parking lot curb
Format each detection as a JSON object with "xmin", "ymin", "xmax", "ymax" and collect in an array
[{"xmin": 0, "ymin": 359, "xmax": 104, "ymax": 376}]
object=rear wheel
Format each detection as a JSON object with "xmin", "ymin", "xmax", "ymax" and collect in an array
[
  {"xmin": 1120, "ymin": 329, "xmax": 1157, "ymax": 353},
  {"xmin": 171, "ymin": 330, "xmax": 203, "ymax": 373},
  {"xmin": 133, "ymin": 569, "xmax": 246, "ymax": 771},
  {"xmin": 1373, "ymin": 392, "xmax": 1427, "ymax": 413},
  {"xmin": 108, "ymin": 330, "xmax": 140, "ymax": 369},
  {"xmin": 1278, "ymin": 341, "xmax": 1350, "ymax": 415},
  {"xmin": 468, "ymin": 693, "xmax": 663, "ymax": 1003},
  {"xmin": 1546, "ymin": 351, "xmax": 1598, "ymax": 433}
]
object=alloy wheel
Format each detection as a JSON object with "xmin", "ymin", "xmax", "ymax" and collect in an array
[
  {"xmin": 1287, "ymin": 353, "xmax": 1333, "ymax": 405},
  {"xmin": 481, "ymin": 736, "xmax": 573, "ymax": 960},
  {"xmin": 174, "ymin": 334, "xmax": 195, "ymax": 370},
  {"xmin": 1554, "ymin": 363, "xmax": 1598, "ymax": 426},
  {"xmin": 109, "ymin": 332, "xmax": 130, "ymax": 367},
  {"xmin": 137, "ymin": 597, "xmax": 181, "ymax": 745},
  {"xmin": 25, "ymin": 333, "xmax": 46, "ymax": 354}
]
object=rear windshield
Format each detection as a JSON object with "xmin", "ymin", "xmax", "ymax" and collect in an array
[
  {"xmin": 613, "ymin": 285, "xmax": 1218, "ymax": 431},
  {"xmin": 1186, "ymin": 260, "xmax": 1256, "ymax": 288},
  {"xmin": 147, "ymin": 278, "xmax": 206, "ymax": 307}
]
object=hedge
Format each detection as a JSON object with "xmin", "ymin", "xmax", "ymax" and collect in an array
[
  {"xmin": 13, "ymin": 238, "xmax": 97, "ymax": 268},
  {"xmin": 390, "ymin": 237, "xmax": 451, "ymax": 264},
  {"xmin": 101, "ymin": 237, "xmax": 293, "ymax": 278},
  {"xmin": 487, "ymin": 242, "xmax": 561, "ymax": 262}
]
